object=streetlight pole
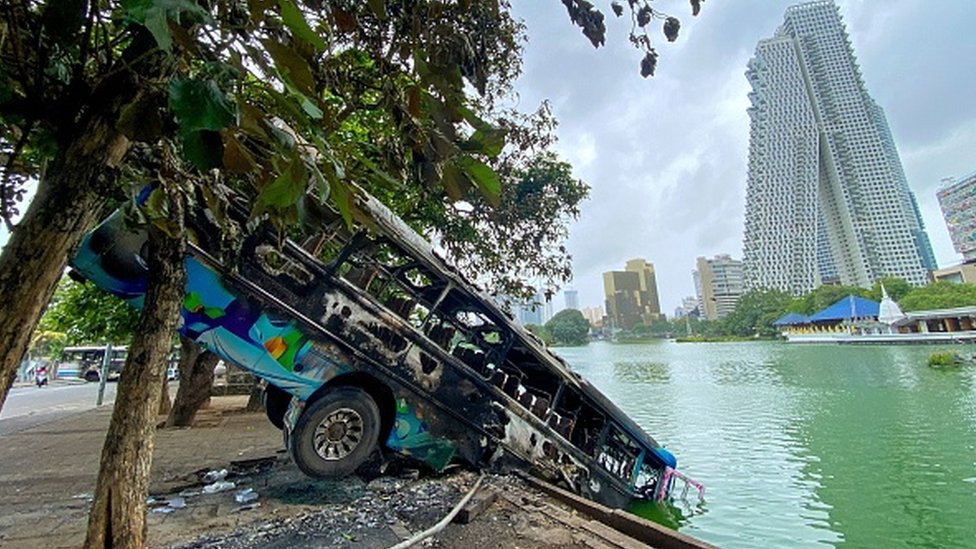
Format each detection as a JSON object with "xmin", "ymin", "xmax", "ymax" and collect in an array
[{"xmin": 96, "ymin": 343, "xmax": 112, "ymax": 406}]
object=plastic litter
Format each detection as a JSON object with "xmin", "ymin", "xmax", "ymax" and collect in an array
[
  {"xmin": 151, "ymin": 506, "xmax": 175, "ymax": 514},
  {"xmin": 202, "ymin": 468, "xmax": 228, "ymax": 483},
  {"xmin": 234, "ymin": 488, "xmax": 259, "ymax": 504},
  {"xmin": 178, "ymin": 490, "xmax": 201, "ymax": 497},
  {"xmin": 202, "ymin": 480, "xmax": 236, "ymax": 494},
  {"xmin": 167, "ymin": 496, "xmax": 187, "ymax": 509},
  {"xmin": 231, "ymin": 502, "xmax": 261, "ymax": 513}
]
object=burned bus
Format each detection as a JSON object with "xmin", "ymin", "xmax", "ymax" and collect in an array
[{"xmin": 70, "ymin": 186, "xmax": 699, "ymax": 509}]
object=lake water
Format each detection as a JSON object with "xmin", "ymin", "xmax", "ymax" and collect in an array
[{"xmin": 554, "ymin": 341, "xmax": 976, "ymax": 549}]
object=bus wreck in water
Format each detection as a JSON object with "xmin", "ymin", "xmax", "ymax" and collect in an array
[{"xmin": 70, "ymin": 185, "xmax": 702, "ymax": 510}]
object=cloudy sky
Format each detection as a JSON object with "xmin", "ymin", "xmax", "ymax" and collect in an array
[{"xmin": 510, "ymin": 0, "xmax": 976, "ymax": 314}]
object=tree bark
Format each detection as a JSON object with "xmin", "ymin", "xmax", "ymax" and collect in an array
[
  {"xmin": 165, "ymin": 336, "xmax": 218, "ymax": 427},
  {"xmin": 158, "ymin": 377, "xmax": 172, "ymax": 416},
  {"xmin": 84, "ymin": 187, "xmax": 185, "ymax": 549}
]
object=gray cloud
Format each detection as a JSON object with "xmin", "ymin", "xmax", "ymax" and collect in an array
[{"xmin": 511, "ymin": 0, "xmax": 976, "ymax": 313}]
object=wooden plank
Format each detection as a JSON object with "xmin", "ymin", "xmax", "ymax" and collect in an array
[{"xmin": 452, "ymin": 487, "xmax": 499, "ymax": 524}]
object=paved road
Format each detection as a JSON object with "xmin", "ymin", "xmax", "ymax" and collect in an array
[{"xmin": 0, "ymin": 381, "xmax": 117, "ymax": 435}]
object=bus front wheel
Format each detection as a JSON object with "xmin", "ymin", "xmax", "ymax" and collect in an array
[{"xmin": 289, "ymin": 387, "xmax": 381, "ymax": 478}]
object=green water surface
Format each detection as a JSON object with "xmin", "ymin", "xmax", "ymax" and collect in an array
[{"xmin": 554, "ymin": 341, "xmax": 976, "ymax": 549}]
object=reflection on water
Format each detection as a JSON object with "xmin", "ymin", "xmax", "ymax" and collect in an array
[
  {"xmin": 614, "ymin": 361, "xmax": 671, "ymax": 384},
  {"xmin": 627, "ymin": 498, "xmax": 699, "ymax": 530},
  {"xmin": 552, "ymin": 341, "xmax": 976, "ymax": 549}
]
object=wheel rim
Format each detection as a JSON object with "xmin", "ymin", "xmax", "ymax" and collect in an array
[{"xmin": 312, "ymin": 407, "xmax": 364, "ymax": 461}]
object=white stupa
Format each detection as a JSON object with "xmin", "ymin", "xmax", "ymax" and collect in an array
[{"xmin": 877, "ymin": 284, "xmax": 906, "ymax": 330}]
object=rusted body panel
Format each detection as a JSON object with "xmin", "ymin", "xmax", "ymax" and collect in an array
[{"xmin": 70, "ymin": 186, "xmax": 690, "ymax": 509}]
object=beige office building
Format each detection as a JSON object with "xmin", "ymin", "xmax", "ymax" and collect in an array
[
  {"xmin": 694, "ymin": 255, "xmax": 745, "ymax": 321},
  {"xmin": 603, "ymin": 259, "xmax": 662, "ymax": 330}
]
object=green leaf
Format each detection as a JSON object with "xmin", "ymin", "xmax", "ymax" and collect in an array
[
  {"xmin": 262, "ymin": 38, "xmax": 316, "ymax": 98},
  {"xmin": 144, "ymin": 6, "xmax": 172, "ymax": 51},
  {"xmin": 121, "ymin": 0, "xmax": 153, "ymax": 22},
  {"xmin": 258, "ymin": 156, "xmax": 307, "ymax": 209},
  {"xmin": 457, "ymin": 104, "xmax": 493, "ymax": 132},
  {"xmin": 277, "ymin": 0, "xmax": 327, "ymax": 51},
  {"xmin": 351, "ymin": 149, "xmax": 400, "ymax": 189},
  {"xmin": 458, "ymin": 155, "xmax": 501, "ymax": 207},
  {"xmin": 309, "ymin": 164, "xmax": 331, "ymax": 205},
  {"xmin": 460, "ymin": 128, "xmax": 506, "ymax": 158},
  {"xmin": 441, "ymin": 162, "xmax": 463, "ymax": 200},
  {"xmin": 181, "ymin": 130, "xmax": 224, "ymax": 171},
  {"xmin": 168, "ymin": 78, "xmax": 236, "ymax": 132},
  {"xmin": 330, "ymin": 178, "xmax": 354, "ymax": 228}
]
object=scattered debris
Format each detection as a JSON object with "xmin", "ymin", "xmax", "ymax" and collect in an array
[
  {"xmin": 235, "ymin": 488, "xmax": 259, "ymax": 504},
  {"xmin": 232, "ymin": 502, "xmax": 261, "ymax": 513},
  {"xmin": 203, "ymin": 481, "xmax": 236, "ymax": 494},
  {"xmin": 202, "ymin": 469, "xmax": 229, "ymax": 483}
]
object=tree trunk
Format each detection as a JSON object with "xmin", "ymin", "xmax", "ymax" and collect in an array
[
  {"xmin": 0, "ymin": 29, "xmax": 167, "ymax": 413},
  {"xmin": 0, "ymin": 137, "xmax": 119, "ymax": 410},
  {"xmin": 84, "ymin": 188, "xmax": 186, "ymax": 549},
  {"xmin": 165, "ymin": 336, "xmax": 218, "ymax": 427},
  {"xmin": 158, "ymin": 377, "xmax": 172, "ymax": 416}
]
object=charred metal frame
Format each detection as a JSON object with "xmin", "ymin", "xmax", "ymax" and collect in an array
[{"xmin": 72, "ymin": 186, "xmax": 678, "ymax": 510}]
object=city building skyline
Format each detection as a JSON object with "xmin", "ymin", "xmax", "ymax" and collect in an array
[
  {"xmin": 742, "ymin": 0, "xmax": 934, "ymax": 296},
  {"xmin": 937, "ymin": 171, "xmax": 976, "ymax": 262},
  {"xmin": 693, "ymin": 254, "xmax": 745, "ymax": 321},
  {"xmin": 602, "ymin": 259, "xmax": 662, "ymax": 330}
]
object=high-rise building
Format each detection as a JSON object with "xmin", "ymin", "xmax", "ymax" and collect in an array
[
  {"xmin": 603, "ymin": 259, "xmax": 662, "ymax": 330},
  {"xmin": 515, "ymin": 291, "xmax": 551, "ymax": 326},
  {"xmin": 937, "ymin": 171, "xmax": 976, "ymax": 261},
  {"xmin": 564, "ymin": 290, "xmax": 580, "ymax": 311},
  {"xmin": 693, "ymin": 255, "xmax": 745, "ymax": 320},
  {"xmin": 673, "ymin": 296, "xmax": 699, "ymax": 319},
  {"xmin": 581, "ymin": 306, "xmax": 605, "ymax": 326},
  {"xmin": 742, "ymin": 0, "xmax": 933, "ymax": 295}
]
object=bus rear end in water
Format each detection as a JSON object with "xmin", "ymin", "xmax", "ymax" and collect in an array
[{"xmin": 70, "ymin": 185, "xmax": 702, "ymax": 509}]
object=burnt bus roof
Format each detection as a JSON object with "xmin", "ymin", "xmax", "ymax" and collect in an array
[{"xmin": 351, "ymin": 189, "xmax": 664, "ymax": 453}]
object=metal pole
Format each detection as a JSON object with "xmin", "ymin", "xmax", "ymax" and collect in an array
[{"xmin": 96, "ymin": 343, "xmax": 112, "ymax": 406}]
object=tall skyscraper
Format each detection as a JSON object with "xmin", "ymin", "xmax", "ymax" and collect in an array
[
  {"xmin": 742, "ymin": 0, "xmax": 933, "ymax": 295},
  {"xmin": 603, "ymin": 259, "xmax": 662, "ymax": 329},
  {"xmin": 693, "ymin": 255, "xmax": 745, "ymax": 320},
  {"xmin": 937, "ymin": 171, "xmax": 976, "ymax": 262},
  {"xmin": 563, "ymin": 289, "xmax": 580, "ymax": 311}
]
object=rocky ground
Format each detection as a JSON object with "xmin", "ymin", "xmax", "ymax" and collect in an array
[{"xmin": 153, "ymin": 460, "xmax": 646, "ymax": 549}]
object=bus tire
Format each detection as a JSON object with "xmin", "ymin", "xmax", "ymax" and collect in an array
[
  {"xmin": 289, "ymin": 387, "xmax": 381, "ymax": 478},
  {"xmin": 263, "ymin": 383, "xmax": 291, "ymax": 430}
]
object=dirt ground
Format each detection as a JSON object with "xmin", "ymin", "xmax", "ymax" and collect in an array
[{"xmin": 0, "ymin": 396, "xmax": 652, "ymax": 549}]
